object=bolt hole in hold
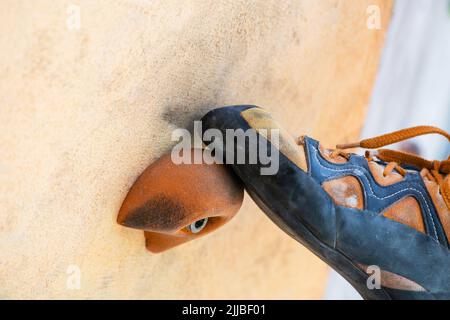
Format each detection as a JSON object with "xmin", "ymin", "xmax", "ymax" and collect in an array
[
  {"xmin": 188, "ymin": 218, "xmax": 208, "ymax": 233},
  {"xmin": 117, "ymin": 148, "xmax": 244, "ymax": 253}
]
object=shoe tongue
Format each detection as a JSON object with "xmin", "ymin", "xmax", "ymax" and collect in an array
[
  {"xmin": 443, "ymin": 175, "xmax": 450, "ymax": 210},
  {"xmin": 370, "ymin": 159, "xmax": 403, "ymax": 177}
]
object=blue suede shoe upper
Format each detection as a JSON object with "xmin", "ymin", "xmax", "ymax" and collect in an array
[{"xmin": 304, "ymin": 136, "xmax": 449, "ymax": 248}]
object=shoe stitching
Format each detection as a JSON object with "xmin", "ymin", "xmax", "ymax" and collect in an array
[{"xmin": 311, "ymin": 144, "xmax": 439, "ymax": 241}]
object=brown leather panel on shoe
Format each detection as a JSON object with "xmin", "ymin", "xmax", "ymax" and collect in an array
[
  {"xmin": 240, "ymin": 108, "xmax": 308, "ymax": 172},
  {"xmin": 382, "ymin": 197, "xmax": 425, "ymax": 233},
  {"xmin": 322, "ymin": 176, "xmax": 364, "ymax": 209},
  {"xmin": 423, "ymin": 177, "xmax": 450, "ymax": 241},
  {"xmin": 368, "ymin": 161, "xmax": 404, "ymax": 186},
  {"xmin": 358, "ymin": 264, "xmax": 426, "ymax": 292}
]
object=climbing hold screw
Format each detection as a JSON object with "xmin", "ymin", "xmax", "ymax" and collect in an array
[{"xmin": 188, "ymin": 218, "xmax": 208, "ymax": 233}]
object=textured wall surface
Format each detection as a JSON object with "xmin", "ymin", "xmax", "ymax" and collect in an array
[{"xmin": 0, "ymin": 0, "xmax": 392, "ymax": 299}]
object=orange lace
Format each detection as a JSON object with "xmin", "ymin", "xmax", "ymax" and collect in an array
[{"xmin": 334, "ymin": 126, "xmax": 450, "ymax": 208}]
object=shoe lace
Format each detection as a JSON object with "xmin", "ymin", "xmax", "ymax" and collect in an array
[{"xmin": 330, "ymin": 126, "xmax": 450, "ymax": 208}]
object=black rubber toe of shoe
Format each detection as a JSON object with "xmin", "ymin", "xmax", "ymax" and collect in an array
[{"xmin": 201, "ymin": 105, "xmax": 450, "ymax": 300}]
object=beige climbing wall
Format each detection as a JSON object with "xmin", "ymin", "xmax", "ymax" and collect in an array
[{"xmin": 0, "ymin": 0, "xmax": 392, "ymax": 299}]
